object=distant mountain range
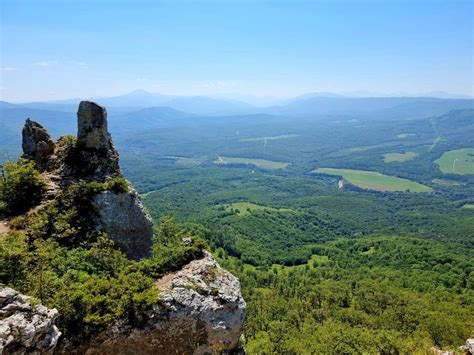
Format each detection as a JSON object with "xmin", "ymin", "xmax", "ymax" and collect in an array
[
  {"xmin": 8, "ymin": 89, "xmax": 473, "ymax": 116},
  {"xmin": 1, "ymin": 92, "xmax": 472, "ymax": 146}
]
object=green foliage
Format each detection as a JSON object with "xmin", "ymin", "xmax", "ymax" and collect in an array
[
  {"xmin": 138, "ymin": 216, "xmax": 207, "ymax": 278},
  {"xmin": 103, "ymin": 176, "xmax": 129, "ymax": 193},
  {"xmin": 0, "ymin": 159, "xmax": 45, "ymax": 215},
  {"xmin": 27, "ymin": 180, "xmax": 103, "ymax": 248},
  {"xmin": 217, "ymin": 236, "xmax": 474, "ymax": 353}
]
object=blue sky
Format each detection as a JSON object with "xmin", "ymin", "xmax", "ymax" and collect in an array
[{"xmin": 1, "ymin": 0, "xmax": 472, "ymax": 102}]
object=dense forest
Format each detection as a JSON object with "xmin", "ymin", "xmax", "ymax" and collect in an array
[{"xmin": 1, "ymin": 106, "xmax": 473, "ymax": 352}]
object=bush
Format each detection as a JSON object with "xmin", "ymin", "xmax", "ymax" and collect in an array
[
  {"xmin": 103, "ymin": 176, "xmax": 129, "ymax": 193},
  {"xmin": 0, "ymin": 159, "xmax": 45, "ymax": 215}
]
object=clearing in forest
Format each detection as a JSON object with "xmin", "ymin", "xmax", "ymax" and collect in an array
[
  {"xmin": 223, "ymin": 202, "xmax": 292, "ymax": 216},
  {"xmin": 312, "ymin": 168, "xmax": 432, "ymax": 192},
  {"xmin": 214, "ymin": 156, "xmax": 289, "ymax": 170},
  {"xmin": 383, "ymin": 151, "xmax": 418, "ymax": 163},
  {"xmin": 435, "ymin": 148, "xmax": 474, "ymax": 175}
]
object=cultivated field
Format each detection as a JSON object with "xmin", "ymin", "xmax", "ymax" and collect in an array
[
  {"xmin": 312, "ymin": 168, "xmax": 432, "ymax": 192},
  {"xmin": 435, "ymin": 148, "xmax": 474, "ymax": 175},
  {"xmin": 214, "ymin": 156, "xmax": 289, "ymax": 170}
]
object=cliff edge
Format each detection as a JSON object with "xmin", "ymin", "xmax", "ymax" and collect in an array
[{"xmin": 0, "ymin": 101, "xmax": 246, "ymax": 354}]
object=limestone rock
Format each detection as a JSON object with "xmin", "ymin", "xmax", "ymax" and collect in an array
[
  {"xmin": 0, "ymin": 285, "xmax": 61, "ymax": 354},
  {"xmin": 92, "ymin": 188, "xmax": 153, "ymax": 260},
  {"xmin": 77, "ymin": 101, "xmax": 111, "ymax": 151},
  {"xmin": 155, "ymin": 251, "xmax": 246, "ymax": 354},
  {"xmin": 66, "ymin": 252, "xmax": 246, "ymax": 354},
  {"xmin": 21, "ymin": 119, "xmax": 55, "ymax": 170},
  {"xmin": 74, "ymin": 101, "xmax": 120, "ymax": 180},
  {"xmin": 461, "ymin": 339, "xmax": 474, "ymax": 354}
]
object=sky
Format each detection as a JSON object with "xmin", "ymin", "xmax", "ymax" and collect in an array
[{"xmin": 1, "ymin": 0, "xmax": 473, "ymax": 102}]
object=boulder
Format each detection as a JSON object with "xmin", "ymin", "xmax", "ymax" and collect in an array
[
  {"xmin": 0, "ymin": 285, "xmax": 61, "ymax": 354},
  {"xmin": 21, "ymin": 119, "xmax": 55, "ymax": 170},
  {"xmin": 92, "ymin": 188, "xmax": 153, "ymax": 260},
  {"xmin": 64, "ymin": 252, "xmax": 246, "ymax": 354}
]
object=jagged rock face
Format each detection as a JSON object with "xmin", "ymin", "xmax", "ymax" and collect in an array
[
  {"xmin": 0, "ymin": 285, "xmax": 61, "ymax": 354},
  {"xmin": 93, "ymin": 188, "xmax": 153, "ymax": 260},
  {"xmin": 64, "ymin": 252, "xmax": 246, "ymax": 354},
  {"xmin": 74, "ymin": 101, "xmax": 120, "ymax": 181},
  {"xmin": 21, "ymin": 118, "xmax": 55, "ymax": 170}
]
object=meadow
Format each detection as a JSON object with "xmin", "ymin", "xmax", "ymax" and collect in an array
[
  {"xmin": 435, "ymin": 148, "xmax": 474, "ymax": 175},
  {"xmin": 312, "ymin": 168, "xmax": 433, "ymax": 192}
]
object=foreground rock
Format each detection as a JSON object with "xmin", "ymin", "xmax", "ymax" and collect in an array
[
  {"xmin": 0, "ymin": 285, "xmax": 61, "ymax": 354},
  {"xmin": 63, "ymin": 252, "xmax": 246, "ymax": 354}
]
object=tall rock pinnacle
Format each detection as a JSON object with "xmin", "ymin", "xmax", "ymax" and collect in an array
[
  {"xmin": 77, "ymin": 101, "xmax": 112, "ymax": 151},
  {"xmin": 74, "ymin": 101, "xmax": 120, "ymax": 180}
]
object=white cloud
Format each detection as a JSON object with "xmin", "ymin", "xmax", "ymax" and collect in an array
[
  {"xmin": 1, "ymin": 67, "xmax": 17, "ymax": 72},
  {"xmin": 34, "ymin": 60, "xmax": 59, "ymax": 67}
]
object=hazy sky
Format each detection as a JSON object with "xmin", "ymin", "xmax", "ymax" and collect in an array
[{"xmin": 1, "ymin": 0, "xmax": 472, "ymax": 102}]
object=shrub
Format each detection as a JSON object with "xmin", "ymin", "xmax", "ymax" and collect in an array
[
  {"xmin": 0, "ymin": 159, "xmax": 45, "ymax": 215},
  {"xmin": 103, "ymin": 176, "xmax": 129, "ymax": 193}
]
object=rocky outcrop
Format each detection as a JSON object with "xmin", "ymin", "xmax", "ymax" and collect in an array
[
  {"xmin": 20, "ymin": 101, "xmax": 151, "ymax": 259},
  {"xmin": 0, "ymin": 285, "xmax": 61, "ymax": 354},
  {"xmin": 21, "ymin": 119, "xmax": 55, "ymax": 171},
  {"xmin": 16, "ymin": 101, "xmax": 246, "ymax": 353},
  {"xmin": 65, "ymin": 252, "xmax": 246, "ymax": 354},
  {"xmin": 93, "ymin": 188, "xmax": 153, "ymax": 260},
  {"xmin": 72, "ymin": 101, "xmax": 120, "ymax": 181}
]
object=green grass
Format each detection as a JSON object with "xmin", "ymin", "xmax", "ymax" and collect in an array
[
  {"xmin": 312, "ymin": 168, "xmax": 432, "ymax": 192},
  {"xmin": 462, "ymin": 204, "xmax": 474, "ymax": 210},
  {"xmin": 383, "ymin": 151, "xmax": 418, "ymax": 163},
  {"xmin": 240, "ymin": 134, "xmax": 300, "ymax": 142},
  {"xmin": 214, "ymin": 156, "xmax": 289, "ymax": 170},
  {"xmin": 223, "ymin": 202, "xmax": 292, "ymax": 216},
  {"xmin": 435, "ymin": 148, "xmax": 474, "ymax": 175}
]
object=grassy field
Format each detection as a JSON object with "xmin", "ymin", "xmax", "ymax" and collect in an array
[
  {"xmin": 214, "ymin": 156, "xmax": 289, "ymax": 170},
  {"xmin": 312, "ymin": 168, "xmax": 433, "ymax": 192},
  {"xmin": 383, "ymin": 151, "xmax": 418, "ymax": 163},
  {"xmin": 462, "ymin": 204, "xmax": 474, "ymax": 210},
  {"xmin": 240, "ymin": 134, "xmax": 299, "ymax": 142},
  {"xmin": 223, "ymin": 202, "xmax": 292, "ymax": 216},
  {"xmin": 435, "ymin": 148, "xmax": 474, "ymax": 175}
]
